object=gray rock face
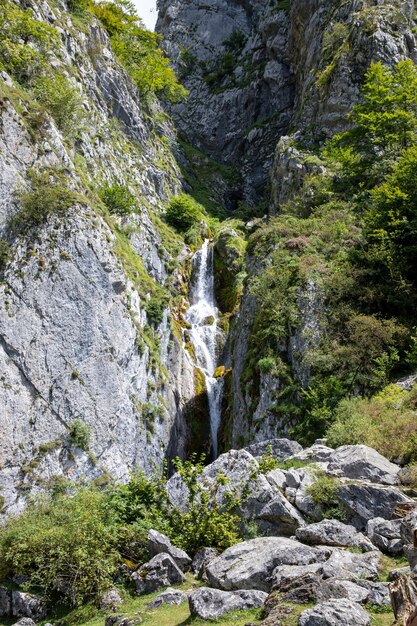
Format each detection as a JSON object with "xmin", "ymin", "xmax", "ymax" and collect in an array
[
  {"xmin": 204, "ymin": 537, "xmax": 325, "ymax": 592},
  {"xmin": 188, "ymin": 587, "xmax": 267, "ymax": 620},
  {"xmin": 99, "ymin": 589, "xmax": 123, "ymax": 611},
  {"xmin": 132, "ymin": 553, "xmax": 185, "ymax": 595},
  {"xmin": 244, "ymin": 439, "xmax": 302, "ymax": 460},
  {"xmin": 192, "ymin": 547, "xmax": 219, "ymax": 577},
  {"xmin": 298, "ymin": 599, "xmax": 371, "ymax": 626},
  {"xmin": 366, "ymin": 517, "xmax": 403, "ymax": 555},
  {"xmin": 147, "ymin": 530, "xmax": 191, "ymax": 571},
  {"xmin": 296, "ymin": 520, "xmax": 375, "ymax": 552},
  {"xmin": 147, "ymin": 588, "xmax": 188, "ymax": 609},
  {"xmin": 328, "ymin": 445, "xmax": 400, "ymax": 485},
  {"xmin": 321, "ymin": 549, "xmax": 380, "ymax": 582},
  {"xmin": 0, "ymin": 587, "xmax": 11, "ymax": 617},
  {"xmin": 11, "ymin": 620, "xmax": 36, "ymax": 626},
  {"xmin": 338, "ymin": 484, "xmax": 414, "ymax": 529},
  {"xmin": 11, "ymin": 591, "xmax": 47, "ymax": 621}
]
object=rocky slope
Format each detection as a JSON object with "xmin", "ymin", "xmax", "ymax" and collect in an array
[{"xmin": 0, "ymin": 0, "xmax": 199, "ymax": 515}]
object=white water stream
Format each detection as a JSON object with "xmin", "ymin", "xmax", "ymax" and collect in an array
[{"xmin": 185, "ymin": 239, "xmax": 223, "ymax": 459}]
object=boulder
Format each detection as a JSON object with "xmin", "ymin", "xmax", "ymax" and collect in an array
[
  {"xmin": 271, "ymin": 563, "xmax": 324, "ymax": 586},
  {"xmin": 0, "ymin": 587, "xmax": 11, "ymax": 617},
  {"xmin": 320, "ymin": 579, "xmax": 368, "ymax": 604},
  {"xmin": 366, "ymin": 517, "xmax": 403, "ymax": 555},
  {"xmin": 328, "ymin": 445, "xmax": 400, "ymax": 485},
  {"xmin": 191, "ymin": 547, "xmax": 219, "ymax": 577},
  {"xmin": 290, "ymin": 444, "xmax": 334, "ymax": 463},
  {"xmin": 338, "ymin": 483, "xmax": 413, "ymax": 529},
  {"xmin": 188, "ymin": 587, "xmax": 267, "ymax": 620},
  {"xmin": 269, "ymin": 572, "xmax": 322, "ymax": 604},
  {"xmin": 11, "ymin": 620, "xmax": 36, "ymax": 626},
  {"xmin": 147, "ymin": 588, "xmax": 188, "ymax": 609},
  {"xmin": 244, "ymin": 439, "xmax": 302, "ymax": 460},
  {"xmin": 321, "ymin": 549, "xmax": 380, "ymax": 581},
  {"xmin": 400, "ymin": 507, "xmax": 417, "ymax": 544},
  {"xmin": 298, "ymin": 599, "xmax": 371, "ymax": 625},
  {"xmin": 204, "ymin": 537, "xmax": 326, "ymax": 592},
  {"xmin": 296, "ymin": 519, "xmax": 374, "ymax": 552},
  {"xmin": 132, "ymin": 553, "xmax": 185, "ymax": 595},
  {"xmin": 265, "ymin": 468, "xmax": 287, "ymax": 491},
  {"xmin": 99, "ymin": 589, "xmax": 123, "ymax": 611},
  {"xmin": 147, "ymin": 529, "xmax": 191, "ymax": 571},
  {"xmin": 11, "ymin": 591, "xmax": 47, "ymax": 621}
]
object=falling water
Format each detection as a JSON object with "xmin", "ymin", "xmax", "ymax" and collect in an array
[{"xmin": 185, "ymin": 239, "xmax": 223, "ymax": 459}]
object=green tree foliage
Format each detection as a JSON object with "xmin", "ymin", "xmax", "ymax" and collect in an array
[
  {"xmin": 0, "ymin": 0, "xmax": 59, "ymax": 83},
  {"xmin": 68, "ymin": 419, "xmax": 91, "ymax": 450},
  {"xmin": 91, "ymin": 0, "xmax": 188, "ymax": 102},
  {"xmin": 0, "ymin": 489, "xmax": 118, "ymax": 606},
  {"xmin": 100, "ymin": 184, "xmax": 136, "ymax": 216},
  {"xmin": 165, "ymin": 194, "xmax": 205, "ymax": 231},
  {"xmin": 32, "ymin": 73, "xmax": 86, "ymax": 137}
]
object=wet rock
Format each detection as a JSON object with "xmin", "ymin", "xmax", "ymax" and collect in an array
[
  {"xmin": 204, "ymin": 537, "xmax": 325, "ymax": 592},
  {"xmin": 296, "ymin": 519, "xmax": 374, "ymax": 552},
  {"xmin": 147, "ymin": 529, "xmax": 191, "ymax": 571},
  {"xmin": 132, "ymin": 553, "xmax": 185, "ymax": 595},
  {"xmin": 188, "ymin": 587, "xmax": 267, "ymax": 620},
  {"xmin": 298, "ymin": 599, "xmax": 371, "ymax": 625},
  {"xmin": 146, "ymin": 588, "xmax": 187, "ymax": 609}
]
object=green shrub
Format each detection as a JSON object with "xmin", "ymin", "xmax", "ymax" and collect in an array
[
  {"xmin": 14, "ymin": 169, "xmax": 79, "ymax": 230},
  {"xmin": 0, "ymin": 489, "xmax": 118, "ymax": 606},
  {"xmin": 32, "ymin": 73, "xmax": 86, "ymax": 137},
  {"xmin": 0, "ymin": 0, "xmax": 59, "ymax": 83},
  {"xmin": 165, "ymin": 194, "xmax": 204, "ymax": 232},
  {"xmin": 258, "ymin": 450, "xmax": 281, "ymax": 473},
  {"xmin": 307, "ymin": 471, "xmax": 345, "ymax": 521},
  {"xmin": 145, "ymin": 295, "xmax": 167, "ymax": 326},
  {"xmin": 67, "ymin": 0, "xmax": 90, "ymax": 14},
  {"xmin": 100, "ymin": 184, "xmax": 136, "ymax": 216},
  {"xmin": 68, "ymin": 419, "xmax": 91, "ymax": 451},
  {"xmin": 258, "ymin": 356, "xmax": 276, "ymax": 373},
  {"xmin": 0, "ymin": 239, "xmax": 11, "ymax": 271}
]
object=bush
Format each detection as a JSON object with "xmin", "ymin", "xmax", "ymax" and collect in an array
[
  {"xmin": 165, "ymin": 194, "xmax": 204, "ymax": 232},
  {"xmin": 100, "ymin": 184, "xmax": 136, "ymax": 216},
  {"xmin": 145, "ymin": 295, "xmax": 167, "ymax": 326},
  {"xmin": 68, "ymin": 419, "xmax": 91, "ymax": 451},
  {"xmin": 0, "ymin": 0, "xmax": 59, "ymax": 83},
  {"xmin": 307, "ymin": 471, "xmax": 345, "ymax": 521},
  {"xmin": 32, "ymin": 73, "xmax": 85, "ymax": 137},
  {"xmin": 14, "ymin": 169, "xmax": 79, "ymax": 230},
  {"xmin": 67, "ymin": 0, "xmax": 90, "ymax": 14},
  {"xmin": 0, "ymin": 489, "xmax": 118, "ymax": 606}
]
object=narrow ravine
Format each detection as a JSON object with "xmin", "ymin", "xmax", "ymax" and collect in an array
[{"xmin": 185, "ymin": 239, "xmax": 224, "ymax": 459}]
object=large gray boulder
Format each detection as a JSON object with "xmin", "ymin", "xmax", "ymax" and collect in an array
[
  {"xmin": 188, "ymin": 587, "xmax": 267, "ymax": 620},
  {"xmin": 147, "ymin": 588, "xmax": 188, "ymax": 609},
  {"xmin": 296, "ymin": 519, "xmax": 374, "ymax": 552},
  {"xmin": 366, "ymin": 517, "xmax": 403, "ymax": 555},
  {"xmin": 272, "ymin": 563, "xmax": 324, "ymax": 587},
  {"xmin": 0, "ymin": 587, "xmax": 11, "ymax": 617},
  {"xmin": 338, "ymin": 483, "xmax": 413, "ymax": 529},
  {"xmin": 147, "ymin": 529, "xmax": 191, "ymax": 571},
  {"xmin": 244, "ymin": 438, "xmax": 302, "ymax": 460},
  {"xmin": 11, "ymin": 591, "xmax": 47, "ymax": 621},
  {"xmin": 132, "ymin": 553, "xmax": 185, "ymax": 595},
  {"xmin": 204, "ymin": 537, "xmax": 326, "ymax": 592},
  {"xmin": 191, "ymin": 547, "xmax": 219, "ymax": 576},
  {"xmin": 328, "ymin": 445, "xmax": 400, "ymax": 485},
  {"xmin": 321, "ymin": 549, "xmax": 380, "ymax": 582},
  {"xmin": 298, "ymin": 599, "xmax": 371, "ymax": 625}
]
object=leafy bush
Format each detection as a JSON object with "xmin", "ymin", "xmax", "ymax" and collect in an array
[
  {"xmin": 91, "ymin": 1, "xmax": 188, "ymax": 102},
  {"xmin": 0, "ymin": 489, "xmax": 118, "ymax": 606},
  {"xmin": 307, "ymin": 471, "xmax": 345, "ymax": 521},
  {"xmin": 165, "ymin": 194, "xmax": 204, "ymax": 232},
  {"xmin": 100, "ymin": 184, "xmax": 136, "ymax": 216},
  {"xmin": 145, "ymin": 295, "xmax": 167, "ymax": 325},
  {"xmin": 326, "ymin": 384, "xmax": 417, "ymax": 463},
  {"xmin": 32, "ymin": 73, "xmax": 86, "ymax": 137},
  {"xmin": 0, "ymin": 0, "xmax": 59, "ymax": 83},
  {"xmin": 67, "ymin": 0, "xmax": 90, "ymax": 14},
  {"xmin": 68, "ymin": 419, "xmax": 91, "ymax": 451},
  {"xmin": 14, "ymin": 169, "xmax": 79, "ymax": 230}
]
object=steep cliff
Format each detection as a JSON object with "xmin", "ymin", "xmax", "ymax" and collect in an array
[{"xmin": 0, "ymin": 0, "xmax": 197, "ymax": 515}]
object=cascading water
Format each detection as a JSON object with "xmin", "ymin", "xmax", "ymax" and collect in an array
[{"xmin": 185, "ymin": 239, "xmax": 223, "ymax": 459}]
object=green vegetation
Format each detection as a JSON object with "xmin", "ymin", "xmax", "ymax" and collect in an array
[
  {"xmin": 91, "ymin": 0, "xmax": 187, "ymax": 102},
  {"xmin": 32, "ymin": 73, "xmax": 86, "ymax": 137},
  {"xmin": 242, "ymin": 60, "xmax": 417, "ymax": 445},
  {"xmin": 68, "ymin": 419, "xmax": 91, "ymax": 451},
  {"xmin": 0, "ymin": 0, "xmax": 59, "ymax": 83},
  {"xmin": 165, "ymin": 194, "xmax": 205, "ymax": 232},
  {"xmin": 306, "ymin": 470, "xmax": 345, "ymax": 521},
  {"xmin": 100, "ymin": 184, "xmax": 137, "ymax": 216}
]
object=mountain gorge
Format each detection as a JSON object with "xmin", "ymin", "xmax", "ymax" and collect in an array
[{"xmin": 2, "ymin": 0, "xmax": 417, "ymax": 623}]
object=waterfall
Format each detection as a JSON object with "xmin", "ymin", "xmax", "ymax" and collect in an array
[{"xmin": 185, "ymin": 239, "xmax": 223, "ymax": 459}]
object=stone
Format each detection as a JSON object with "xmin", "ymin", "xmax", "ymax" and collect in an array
[
  {"xmin": 147, "ymin": 529, "xmax": 191, "ymax": 571},
  {"xmin": 131, "ymin": 553, "xmax": 185, "ymax": 595},
  {"xmin": 328, "ymin": 445, "xmax": 400, "ymax": 485},
  {"xmin": 146, "ymin": 588, "xmax": 187, "ymax": 609},
  {"xmin": 99, "ymin": 589, "xmax": 123, "ymax": 611},
  {"xmin": 366, "ymin": 517, "xmax": 403, "ymax": 555},
  {"xmin": 11, "ymin": 591, "xmax": 47, "ymax": 621},
  {"xmin": 188, "ymin": 587, "xmax": 267, "ymax": 620},
  {"xmin": 389, "ymin": 566, "xmax": 411, "ymax": 581},
  {"xmin": 244, "ymin": 439, "xmax": 302, "ymax": 460},
  {"xmin": 204, "ymin": 537, "xmax": 326, "ymax": 592},
  {"xmin": 271, "ymin": 563, "xmax": 324, "ymax": 587},
  {"xmin": 298, "ymin": 599, "xmax": 372, "ymax": 625},
  {"xmin": 0, "ymin": 587, "xmax": 11, "ymax": 618},
  {"xmin": 11, "ymin": 620, "xmax": 36, "ymax": 626},
  {"xmin": 320, "ymin": 579, "xmax": 368, "ymax": 604},
  {"xmin": 191, "ymin": 547, "xmax": 219, "ymax": 576},
  {"xmin": 296, "ymin": 519, "xmax": 375, "ymax": 552},
  {"xmin": 321, "ymin": 549, "xmax": 380, "ymax": 581},
  {"xmin": 338, "ymin": 483, "xmax": 414, "ymax": 529},
  {"xmin": 270, "ymin": 572, "xmax": 322, "ymax": 604}
]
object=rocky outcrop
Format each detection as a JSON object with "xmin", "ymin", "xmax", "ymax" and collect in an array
[
  {"xmin": 188, "ymin": 587, "xmax": 267, "ymax": 620},
  {"xmin": 298, "ymin": 599, "xmax": 371, "ymax": 626},
  {"xmin": 132, "ymin": 553, "xmax": 185, "ymax": 595},
  {"xmin": 147, "ymin": 530, "xmax": 192, "ymax": 571}
]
